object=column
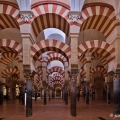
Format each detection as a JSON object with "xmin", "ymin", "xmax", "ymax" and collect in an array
[
  {"xmin": 64, "ymin": 62, "xmax": 69, "ymax": 105},
  {"xmin": 62, "ymin": 86, "xmax": 64, "ymax": 100},
  {"xmin": 26, "ymin": 80, "xmax": 32, "ymax": 117},
  {"xmin": 0, "ymin": 84, "xmax": 3, "ymax": 105},
  {"xmin": 84, "ymin": 52, "xmax": 92, "ymax": 104},
  {"xmin": 6, "ymin": 86, "xmax": 9, "ymax": 101},
  {"xmin": 105, "ymin": 75, "xmax": 111, "ymax": 104},
  {"xmin": 40, "ymin": 88, "xmax": 43, "ymax": 99},
  {"xmin": 24, "ymin": 71, "xmax": 33, "ymax": 117},
  {"xmin": 70, "ymin": 80, "xmax": 76, "ymax": 116},
  {"xmin": 41, "ymin": 56, "xmax": 47, "ymax": 105},
  {"xmin": 42, "ymin": 81, "xmax": 47, "ymax": 105},
  {"xmin": 64, "ymin": 81, "xmax": 68, "ymax": 105},
  {"xmin": 113, "ymin": 74, "xmax": 120, "ymax": 114},
  {"xmin": 70, "ymin": 33, "xmax": 79, "ymax": 116}
]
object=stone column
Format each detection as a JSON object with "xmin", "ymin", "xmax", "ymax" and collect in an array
[
  {"xmin": 6, "ymin": 86, "xmax": 9, "ymax": 101},
  {"xmin": 70, "ymin": 80, "xmax": 76, "ymax": 116},
  {"xmin": 0, "ymin": 84, "xmax": 3, "ymax": 105},
  {"xmin": 24, "ymin": 72, "xmax": 33, "ymax": 117},
  {"xmin": 26, "ymin": 80, "xmax": 32, "ymax": 117},
  {"xmin": 42, "ymin": 81, "xmax": 47, "ymax": 105},
  {"xmin": 41, "ymin": 56, "xmax": 47, "ymax": 105},
  {"xmin": 105, "ymin": 75, "xmax": 111, "ymax": 104},
  {"xmin": 64, "ymin": 62, "xmax": 69, "ymax": 104},
  {"xmin": 64, "ymin": 81, "xmax": 68, "ymax": 105},
  {"xmin": 84, "ymin": 52, "xmax": 92, "ymax": 104},
  {"xmin": 35, "ymin": 86, "xmax": 37, "ymax": 101},
  {"xmin": 40, "ymin": 88, "xmax": 43, "ymax": 99},
  {"xmin": 69, "ymin": 33, "xmax": 79, "ymax": 116},
  {"xmin": 113, "ymin": 74, "xmax": 120, "ymax": 114},
  {"xmin": 62, "ymin": 86, "xmax": 65, "ymax": 100}
]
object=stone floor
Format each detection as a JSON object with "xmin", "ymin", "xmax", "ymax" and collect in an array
[{"xmin": 0, "ymin": 98, "xmax": 119, "ymax": 120}]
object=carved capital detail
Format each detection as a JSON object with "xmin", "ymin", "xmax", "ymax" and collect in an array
[
  {"xmin": 69, "ymin": 11, "xmax": 81, "ymax": 23},
  {"xmin": 20, "ymin": 11, "xmax": 33, "ymax": 23}
]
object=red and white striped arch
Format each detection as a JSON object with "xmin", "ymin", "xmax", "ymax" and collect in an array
[
  {"xmin": 31, "ymin": 2, "xmax": 71, "ymax": 37},
  {"xmin": 0, "ymin": 39, "xmax": 23, "ymax": 56},
  {"xmin": 0, "ymin": 14, "xmax": 19, "ymax": 30},
  {"xmin": 53, "ymin": 73, "xmax": 64, "ymax": 78},
  {"xmin": 0, "ymin": 52, "xmax": 18, "ymax": 65},
  {"xmin": 92, "ymin": 53, "xmax": 108, "ymax": 67},
  {"xmin": 46, "ymin": 66, "xmax": 65, "ymax": 78},
  {"xmin": 94, "ymin": 76, "xmax": 105, "ymax": 82},
  {"xmin": 79, "ymin": 69, "xmax": 86, "ymax": 78},
  {"xmin": 90, "ymin": 67, "xmax": 107, "ymax": 77},
  {"xmin": 79, "ymin": 52, "xmax": 108, "ymax": 67},
  {"xmin": 31, "ymin": 13, "xmax": 70, "ymax": 37},
  {"xmin": 1, "ymin": 68, "xmax": 20, "ymax": 78},
  {"xmin": 31, "ymin": 2, "xmax": 71, "ymax": 23},
  {"xmin": 0, "ymin": 3, "xmax": 24, "ymax": 26},
  {"xmin": 51, "ymin": 76, "xmax": 63, "ymax": 86},
  {"xmin": 79, "ymin": 3, "xmax": 117, "ymax": 38},
  {"xmin": 47, "ymin": 52, "xmax": 67, "ymax": 65},
  {"xmin": 31, "ymin": 39, "xmax": 71, "ymax": 61},
  {"xmin": 78, "ymin": 40, "xmax": 115, "ymax": 63}
]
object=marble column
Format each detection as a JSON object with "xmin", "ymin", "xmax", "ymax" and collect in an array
[
  {"xmin": 40, "ymin": 88, "xmax": 43, "ymax": 99},
  {"xmin": 84, "ymin": 52, "xmax": 92, "ymax": 104},
  {"xmin": 35, "ymin": 86, "xmax": 37, "ymax": 101},
  {"xmin": 6, "ymin": 86, "xmax": 9, "ymax": 101},
  {"xmin": 70, "ymin": 80, "xmax": 76, "ymax": 116},
  {"xmin": 105, "ymin": 76, "xmax": 111, "ymax": 104},
  {"xmin": 21, "ymin": 85, "xmax": 25, "ymax": 105},
  {"xmin": 107, "ymin": 83, "xmax": 111, "ymax": 104},
  {"xmin": 43, "ymin": 81, "xmax": 47, "ymax": 105},
  {"xmin": 62, "ymin": 87, "xmax": 65, "ymax": 100},
  {"xmin": 26, "ymin": 81, "xmax": 32, "ymax": 117},
  {"xmin": 0, "ymin": 84, "xmax": 3, "ymax": 105},
  {"xmin": 113, "ymin": 74, "xmax": 120, "ymax": 114},
  {"xmin": 64, "ymin": 81, "xmax": 68, "ymax": 105}
]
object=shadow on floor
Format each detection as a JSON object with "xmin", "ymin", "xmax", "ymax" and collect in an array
[{"xmin": 98, "ymin": 117, "xmax": 106, "ymax": 120}]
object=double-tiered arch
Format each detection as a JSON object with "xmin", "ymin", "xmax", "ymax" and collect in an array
[{"xmin": 31, "ymin": 39, "xmax": 71, "ymax": 62}]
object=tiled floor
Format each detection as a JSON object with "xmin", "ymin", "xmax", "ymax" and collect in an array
[{"xmin": 0, "ymin": 98, "xmax": 119, "ymax": 120}]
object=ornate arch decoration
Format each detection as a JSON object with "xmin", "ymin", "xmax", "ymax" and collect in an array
[
  {"xmin": 31, "ymin": 1, "xmax": 71, "ymax": 37},
  {"xmin": 90, "ymin": 67, "xmax": 108, "ymax": 77},
  {"xmin": 0, "ymin": 1, "xmax": 24, "ymax": 26},
  {"xmin": 31, "ymin": 39, "xmax": 71, "ymax": 62},
  {"xmin": 1, "ymin": 68, "xmax": 20, "ymax": 84},
  {"xmin": 78, "ymin": 40, "xmax": 115, "ymax": 63},
  {"xmin": 46, "ymin": 66, "xmax": 65, "ymax": 78},
  {"xmin": 79, "ymin": 3, "xmax": 116, "ymax": 38},
  {"xmin": 47, "ymin": 52, "xmax": 67, "ymax": 65},
  {"xmin": 0, "ymin": 39, "xmax": 22, "ymax": 55},
  {"xmin": 0, "ymin": 52, "xmax": 19, "ymax": 66},
  {"xmin": 79, "ymin": 69, "xmax": 86, "ymax": 78}
]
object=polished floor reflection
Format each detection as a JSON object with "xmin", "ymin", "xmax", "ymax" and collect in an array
[{"xmin": 0, "ymin": 98, "xmax": 118, "ymax": 120}]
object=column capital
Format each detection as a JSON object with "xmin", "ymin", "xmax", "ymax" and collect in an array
[
  {"xmin": 20, "ymin": 11, "xmax": 33, "ymax": 23},
  {"xmin": 85, "ymin": 52, "xmax": 92, "ymax": 61},
  {"xmin": 70, "ymin": 33, "xmax": 79, "ymax": 38},
  {"xmin": 41, "ymin": 56, "xmax": 48, "ymax": 67},
  {"xmin": 69, "ymin": 11, "xmax": 81, "ymax": 23}
]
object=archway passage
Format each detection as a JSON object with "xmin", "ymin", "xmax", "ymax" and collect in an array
[
  {"xmin": 47, "ymin": 52, "xmax": 67, "ymax": 65},
  {"xmin": 31, "ymin": 13, "xmax": 70, "ymax": 37},
  {"xmin": 78, "ymin": 40, "xmax": 115, "ymax": 63},
  {"xmin": 46, "ymin": 66, "xmax": 65, "ymax": 78},
  {"xmin": 0, "ymin": 14, "xmax": 19, "ymax": 30},
  {"xmin": 79, "ymin": 3, "xmax": 116, "ymax": 37},
  {"xmin": 0, "ymin": 52, "xmax": 18, "ymax": 66},
  {"xmin": 0, "ymin": 39, "xmax": 22, "ymax": 56},
  {"xmin": 31, "ymin": 39, "xmax": 71, "ymax": 62},
  {"xmin": 90, "ymin": 67, "xmax": 107, "ymax": 77}
]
